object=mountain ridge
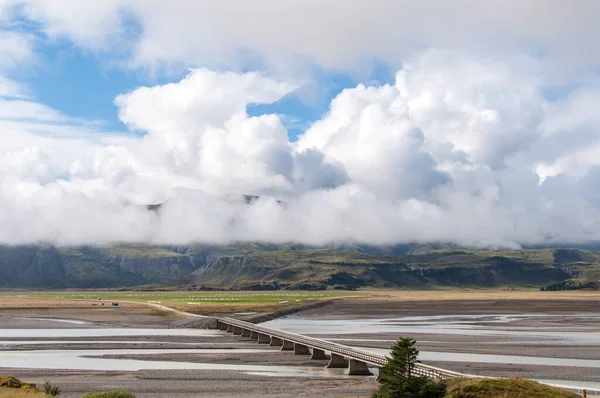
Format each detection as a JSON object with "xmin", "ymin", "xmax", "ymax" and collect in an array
[{"xmin": 1, "ymin": 244, "xmax": 599, "ymax": 290}]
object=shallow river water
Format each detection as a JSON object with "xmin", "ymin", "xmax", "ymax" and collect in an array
[
  {"xmin": 262, "ymin": 313, "xmax": 600, "ymax": 343},
  {"xmin": 0, "ymin": 345, "xmax": 346, "ymax": 378},
  {"xmin": 1, "ymin": 313, "xmax": 600, "ymax": 392}
]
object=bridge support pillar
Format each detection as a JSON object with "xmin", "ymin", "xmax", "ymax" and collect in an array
[
  {"xmin": 249, "ymin": 331, "xmax": 259, "ymax": 340},
  {"xmin": 226, "ymin": 324, "xmax": 234, "ymax": 333},
  {"xmin": 257, "ymin": 333, "xmax": 271, "ymax": 344},
  {"xmin": 327, "ymin": 353, "xmax": 346, "ymax": 368},
  {"xmin": 294, "ymin": 343, "xmax": 311, "ymax": 355},
  {"xmin": 269, "ymin": 337, "xmax": 283, "ymax": 347},
  {"xmin": 310, "ymin": 348, "xmax": 327, "ymax": 360},
  {"xmin": 281, "ymin": 340, "xmax": 294, "ymax": 351},
  {"xmin": 233, "ymin": 326, "xmax": 243, "ymax": 335},
  {"xmin": 219, "ymin": 322, "xmax": 228, "ymax": 331},
  {"xmin": 346, "ymin": 359, "xmax": 373, "ymax": 376},
  {"xmin": 241, "ymin": 328, "xmax": 251, "ymax": 338}
]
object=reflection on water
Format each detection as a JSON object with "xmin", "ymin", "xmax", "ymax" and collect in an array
[
  {"xmin": 246, "ymin": 368, "xmax": 376, "ymax": 378},
  {"xmin": 361, "ymin": 347, "xmax": 600, "ymax": 369},
  {"xmin": 263, "ymin": 314, "xmax": 600, "ymax": 344},
  {"xmin": 0, "ymin": 340, "xmax": 247, "ymax": 346},
  {"xmin": 0, "ymin": 348, "xmax": 346, "ymax": 377},
  {"xmin": 418, "ymin": 350, "xmax": 600, "ymax": 369},
  {"xmin": 325, "ymin": 338, "xmax": 557, "ymax": 345},
  {"xmin": 0, "ymin": 329, "xmax": 221, "ymax": 338},
  {"xmin": 263, "ymin": 311, "xmax": 600, "ymax": 392},
  {"xmin": 2, "ymin": 347, "xmax": 270, "ymax": 356},
  {"xmin": 1, "ymin": 314, "xmax": 599, "ymax": 389},
  {"xmin": 535, "ymin": 379, "xmax": 600, "ymax": 391},
  {"xmin": 16, "ymin": 317, "xmax": 89, "ymax": 325}
]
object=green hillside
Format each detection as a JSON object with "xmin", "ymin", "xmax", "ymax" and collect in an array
[
  {"xmin": 1, "ymin": 244, "xmax": 598, "ymax": 290},
  {"xmin": 191, "ymin": 248, "xmax": 592, "ymax": 290}
]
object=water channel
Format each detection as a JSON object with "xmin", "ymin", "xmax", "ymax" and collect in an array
[{"xmin": 1, "ymin": 313, "xmax": 599, "ymax": 392}]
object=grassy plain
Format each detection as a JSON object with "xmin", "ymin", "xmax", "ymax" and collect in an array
[
  {"xmin": 360, "ymin": 288, "xmax": 600, "ymax": 301},
  {"xmin": 1, "ymin": 289, "xmax": 599, "ymax": 315},
  {"xmin": 0, "ymin": 290, "xmax": 358, "ymax": 314}
]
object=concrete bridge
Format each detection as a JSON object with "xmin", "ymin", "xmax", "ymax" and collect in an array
[
  {"xmin": 144, "ymin": 303, "xmax": 599, "ymax": 395},
  {"xmin": 216, "ymin": 317, "xmax": 463, "ymax": 378}
]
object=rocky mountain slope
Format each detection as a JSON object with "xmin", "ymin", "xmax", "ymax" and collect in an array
[{"xmin": 1, "ymin": 244, "xmax": 599, "ymax": 290}]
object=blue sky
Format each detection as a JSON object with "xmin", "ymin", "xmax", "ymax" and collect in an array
[
  {"xmin": 248, "ymin": 63, "xmax": 396, "ymax": 140},
  {"xmin": 23, "ymin": 38, "xmax": 166, "ymax": 131},
  {"xmin": 16, "ymin": 31, "xmax": 396, "ymax": 140}
]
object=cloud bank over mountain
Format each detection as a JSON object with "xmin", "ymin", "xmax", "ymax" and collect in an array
[{"xmin": 2, "ymin": 1, "xmax": 600, "ymax": 247}]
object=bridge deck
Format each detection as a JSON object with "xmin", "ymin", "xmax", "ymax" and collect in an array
[{"xmin": 216, "ymin": 316, "xmax": 466, "ymax": 380}]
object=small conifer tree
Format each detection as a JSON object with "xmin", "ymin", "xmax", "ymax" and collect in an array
[{"xmin": 373, "ymin": 337, "xmax": 446, "ymax": 398}]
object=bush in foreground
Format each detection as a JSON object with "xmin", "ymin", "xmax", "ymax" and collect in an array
[
  {"xmin": 43, "ymin": 381, "xmax": 61, "ymax": 396},
  {"xmin": 445, "ymin": 377, "xmax": 580, "ymax": 398},
  {"xmin": 80, "ymin": 391, "xmax": 136, "ymax": 398}
]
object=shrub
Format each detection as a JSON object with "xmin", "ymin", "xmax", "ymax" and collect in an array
[
  {"xmin": 1, "ymin": 375, "xmax": 21, "ymax": 388},
  {"xmin": 43, "ymin": 381, "xmax": 60, "ymax": 396},
  {"xmin": 5, "ymin": 377, "xmax": 21, "ymax": 388},
  {"xmin": 80, "ymin": 391, "xmax": 136, "ymax": 398}
]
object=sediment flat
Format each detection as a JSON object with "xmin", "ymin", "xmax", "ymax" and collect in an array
[
  {"xmin": 0, "ymin": 290, "xmax": 599, "ymax": 397},
  {"xmin": 264, "ymin": 293, "xmax": 600, "ymax": 388},
  {"xmin": 0, "ymin": 302, "xmax": 377, "ymax": 397}
]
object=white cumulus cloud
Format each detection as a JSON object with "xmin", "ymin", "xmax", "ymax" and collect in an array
[
  {"xmin": 1, "ymin": 54, "xmax": 600, "ymax": 247},
  {"xmin": 3, "ymin": 1, "xmax": 600, "ymax": 248},
  {"xmin": 1, "ymin": 0, "xmax": 599, "ymax": 82}
]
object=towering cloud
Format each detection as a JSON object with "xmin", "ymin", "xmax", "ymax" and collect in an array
[
  {"xmin": 0, "ymin": 52, "xmax": 600, "ymax": 247},
  {"xmin": 1, "ymin": 2, "xmax": 600, "ymax": 247}
]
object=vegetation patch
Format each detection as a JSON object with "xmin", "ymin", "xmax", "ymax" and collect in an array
[
  {"xmin": 42, "ymin": 381, "xmax": 60, "ymax": 396},
  {"xmin": 25, "ymin": 291, "xmax": 350, "ymax": 305},
  {"xmin": 80, "ymin": 391, "xmax": 136, "ymax": 398},
  {"xmin": 445, "ymin": 377, "xmax": 580, "ymax": 398},
  {"xmin": 10, "ymin": 290, "xmax": 355, "ymax": 314},
  {"xmin": 0, "ymin": 391, "xmax": 46, "ymax": 398},
  {"xmin": 0, "ymin": 375, "xmax": 46, "ymax": 397},
  {"xmin": 541, "ymin": 278, "xmax": 600, "ymax": 291}
]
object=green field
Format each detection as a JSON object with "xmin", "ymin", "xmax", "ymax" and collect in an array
[{"xmin": 13, "ymin": 291, "xmax": 356, "ymax": 306}]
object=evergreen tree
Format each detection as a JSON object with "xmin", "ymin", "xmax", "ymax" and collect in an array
[{"xmin": 373, "ymin": 337, "xmax": 446, "ymax": 398}]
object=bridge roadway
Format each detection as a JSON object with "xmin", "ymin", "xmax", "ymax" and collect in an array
[
  {"xmin": 142, "ymin": 303, "xmax": 599, "ymax": 395},
  {"xmin": 216, "ymin": 316, "xmax": 465, "ymax": 378}
]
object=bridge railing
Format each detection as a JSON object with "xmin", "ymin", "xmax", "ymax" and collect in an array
[
  {"xmin": 218, "ymin": 316, "xmax": 385, "ymax": 363},
  {"xmin": 216, "ymin": 316, "xmax": 465, "ymax": 380}
]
